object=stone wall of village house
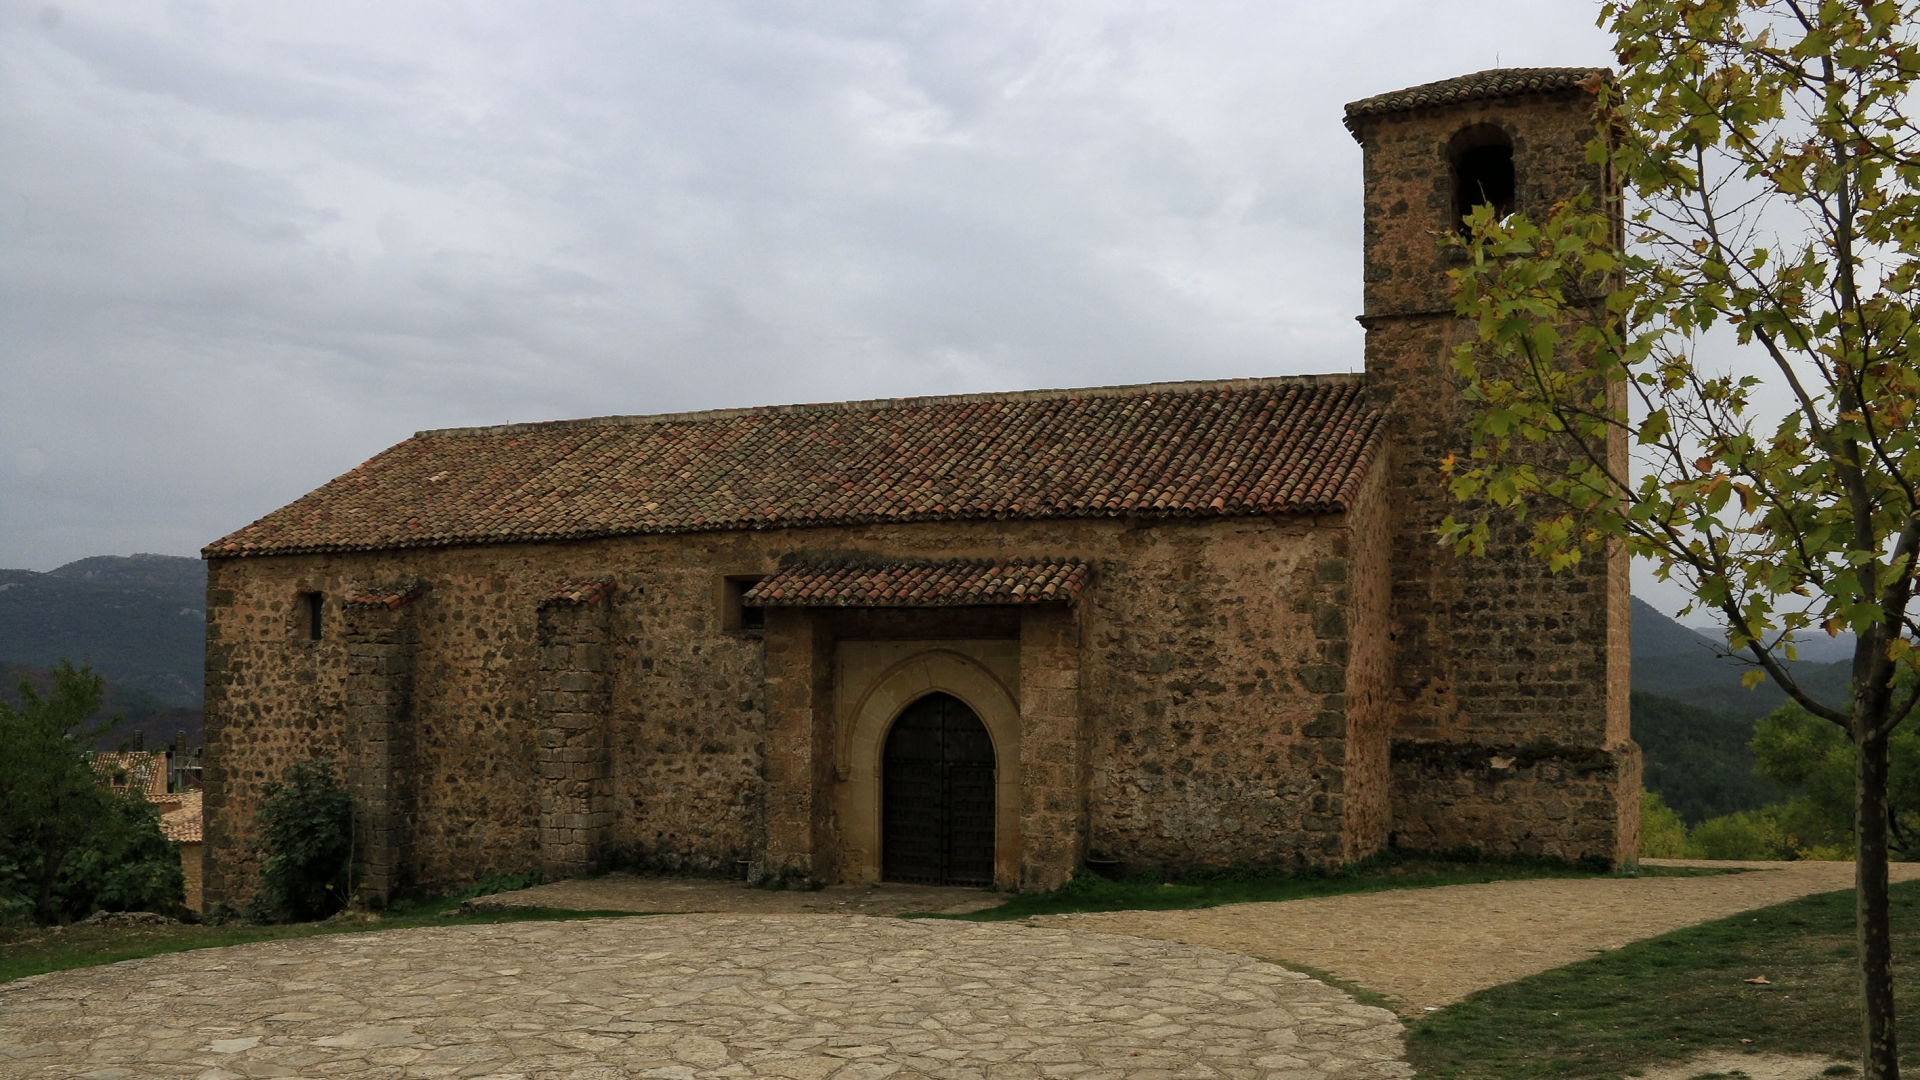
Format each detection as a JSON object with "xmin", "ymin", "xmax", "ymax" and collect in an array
[
  {"xmin": 203, "ymin": 506, "xmax": 1390, "ymax": 905},
  {"xmin": 1351, "ymin": 88, "xmax": 1640, "ymax": 864}
]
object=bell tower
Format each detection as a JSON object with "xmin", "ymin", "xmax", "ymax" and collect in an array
[{"xmin": 1345, "ymin": 69, "xmax": 1639, "ymax": 865}]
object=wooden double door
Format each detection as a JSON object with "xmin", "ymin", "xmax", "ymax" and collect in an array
[{"xmin": 881, "ymin": 692, "xmax": 996, "ymax": 887}]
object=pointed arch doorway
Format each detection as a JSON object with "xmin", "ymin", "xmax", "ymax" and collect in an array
[{"xmin": 882, "ymin": 692, "xmax": 996, "ymax": 887}]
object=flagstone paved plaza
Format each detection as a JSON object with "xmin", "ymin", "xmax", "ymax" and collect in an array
[{"xmin": 0, "ymin": 914, "xmax": 1412, "ymax": 1079}]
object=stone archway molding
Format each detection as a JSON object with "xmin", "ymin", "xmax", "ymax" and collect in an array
[{"xmin": 835, "ymin": 647, "xmax": 1021, "ymax": 889}]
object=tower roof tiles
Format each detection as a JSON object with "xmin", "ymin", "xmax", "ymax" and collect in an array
[{"xmin": 1344, "ymin": 67, "xmax": 1609, "ymax": 124}]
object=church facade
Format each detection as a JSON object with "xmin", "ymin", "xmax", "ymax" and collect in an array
[{"xmin": 201, "ymin": 68, "xmax": 1638, "ymax": 908}]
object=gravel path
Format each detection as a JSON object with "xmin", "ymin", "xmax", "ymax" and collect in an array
[
  {"xmin": 1030, "ymin": 859, "xmax": 1920, "ymax": 1011},
  {"xmin": 0, "ymin": 915, "xmax": 1411, "ymax": 1080}
]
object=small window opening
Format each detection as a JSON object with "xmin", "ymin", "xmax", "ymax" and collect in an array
[
  {"xmin": 1450, "ymin": 125, "xmax": 1516, "ymax": 231},
  {"xmin": 721, "ymin": 576, "xmax": 767, "ymax": 632},
  {"xmin": 300, "ymin": 591, "xmax": 324, "ymax": 641}
]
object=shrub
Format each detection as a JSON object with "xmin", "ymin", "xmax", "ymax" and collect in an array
[
  {"xmin": 1638, "ymin": 790, "xmax": 1689, "ymax": 859},
  {"xmin": 1677, "ymin": 802, "xmax": 1850, "ymax": 862},
  {"xmin": 249, "ymin": 758, "xmax": 354, "ymax": 922},
  {"xmin": 1686, "ymin": 809, "xmax": 1787, "ymax": 860}
]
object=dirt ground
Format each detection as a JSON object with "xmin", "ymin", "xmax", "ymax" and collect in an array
[
  {"xmin": 1029, "ymin": 859, "xmax": 1920, "ymax": 1012},
  {"xmin": 468, "ymin": 872, "xmax": 1004, "ymax": 916},
  {"xmin": 451, "ymin": 862, "xmax": 1903, "ymax": 1080},
  {"xmin": 479, "ymin": 859, "xmax": 1918, "ymax": 1017}
]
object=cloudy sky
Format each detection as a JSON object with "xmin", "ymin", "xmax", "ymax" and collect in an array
[{"xmin": 1, "ymin": 1, "xmax": 1673, "ymax": 603}]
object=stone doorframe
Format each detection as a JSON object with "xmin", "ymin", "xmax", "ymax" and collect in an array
[{"xmin": 833, "ymin": 643, "xmax": 1022, "ymax": 890}]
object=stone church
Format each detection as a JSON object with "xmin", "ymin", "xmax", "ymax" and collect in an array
[{"xmin": 201, "ymin": 68, "xmax": 1638, "ymax": 909}]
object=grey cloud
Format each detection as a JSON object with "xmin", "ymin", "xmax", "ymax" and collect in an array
[{"xmin": 0, "ymin": 0, "xmax": 1614, "ymax": 574}]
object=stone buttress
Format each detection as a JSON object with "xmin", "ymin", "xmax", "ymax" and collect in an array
[
  {"xmin": 535, "ymin": 580, "xmax": 617, "ymax": 877},
  {"xmin": 341, "ymin": 583, "xmax": 423, "ymax": 904}
]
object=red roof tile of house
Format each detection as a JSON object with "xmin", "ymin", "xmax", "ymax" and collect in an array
[
  {"xmin": 744, "ymin": 558, "xmax": 1089, "ymax": 608},
  {"xmin": 205, "ymin": 375, "xmax": 1382, "ymax": 558},
  {"xmin": 90, "ymin": 752, "xmax": 168, "ymax": 800},
  {"xmin": 159, "ymin": 791, "xmax": 203, "ymax": 844}
]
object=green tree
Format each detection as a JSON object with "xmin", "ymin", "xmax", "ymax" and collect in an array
[
  {"xmin": 55, "ymin": 792, "xmax": 187, "ymax": 917},
  {"xmin": 1752, "ymin": 700, "xmax": 1920, "ymax": 857},
  {"xmin": 1444, "ymin": 3, "xmax": 1920, "ymax": 1074},
  {"xmin": 0, "ymin": 662, "xmax": 122, "ymax": 923},
  {"xmin": 249, "ymin": 758, "xmax": 354, "ymax": 922}
]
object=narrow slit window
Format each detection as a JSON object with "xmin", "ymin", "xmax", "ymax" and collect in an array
[{"xmin": 300, "ymin": 592, "xmax": 323, "ymax": 641}]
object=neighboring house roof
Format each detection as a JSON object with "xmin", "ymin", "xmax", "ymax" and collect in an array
[
  {"xmin": 90, "ymin": 752, "xmax": 168, "ymax": 800},
  {"xmin": 159, "ymin": 791, "xmax": 203, "ymax": 844},
  {"xmin": 204, "ymin": 376, "xmax": 1384, "ymax": 558},
  {"xmin": 745, "ymin": 558, "xmax": 1090, "ymax": 608},
  {"xmin": 1344, "ymin": 67, "xmax": 1609, "ymax": 122}
]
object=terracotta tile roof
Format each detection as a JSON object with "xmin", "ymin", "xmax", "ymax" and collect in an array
[
  {"xmin": 543, "ymin": 579, "xmax": 615, "ymax": 608},
  {"xmin": 744, "ymin": 558, "xmax": 1089, "ymax": 608},
  {"xmin": 1345, "ymin": 67, "xmax": 1609, "ymax": 123},
  {"xmin": 159, "ymin": 791, "xmax": 203, "ymax": 844},
  {"xmin": 343, "ymin": 583, "xmax": 423, "ymax": 609},
  {"xmin": 90, "ymin": 752, "xmax": 168, "ymax": 800},
  {"xmin": 205, "ymin": 375, "xmax": 1382, "ymax": 558}
]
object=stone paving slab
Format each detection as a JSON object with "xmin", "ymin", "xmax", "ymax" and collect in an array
[
  {"xmin": 470, "ymin": 874, "xmax": 1004, "ymax": 916},
  {"xmin": 1031, "ymin": 859, "xmax": 1920, "ymax": 1012},
  {"xmin": 0, "ymin": 914, "xmax": 1412, "ymax": 1079}
]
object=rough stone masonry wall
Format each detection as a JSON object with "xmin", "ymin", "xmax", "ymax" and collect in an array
[
  {"xmin": 204, "ymin": 506, "xmax": 1387, "ymax": 901},
  {"xmin": 1351, "ymin": 88, "xmax": 1639, "ymax": 863},
  {"xmin": 1077, "ymin": 506, "xmax": 1391, "ymax": 873},
  {"xmin": 202, "ymin": 568, "xmax": 351, "ymax": 910},
  {"xmin": 203, "ymin": 537, "xmax": 774, "ymax": 902}
]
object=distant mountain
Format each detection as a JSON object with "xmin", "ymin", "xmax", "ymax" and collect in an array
[
  {"xmin": 1630, "ymin": 597, "xmax": 1851, "ymax": 719},
  {"xmin": 1684, "ymin": 624, "xmax": 1859, "ymax": 663},
  {"xmin": 0, "ymin": 554, "xmax": 205, "ymax": 708}
]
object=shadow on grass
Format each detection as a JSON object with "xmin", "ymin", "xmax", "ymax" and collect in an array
[
  {"xmin": 1406, "ymin": 881, "xmax": 1920, "ymax": 1079},
  {"xmin": 929, "ymin": 848, "xmax": 1736, "ymax": 923}
]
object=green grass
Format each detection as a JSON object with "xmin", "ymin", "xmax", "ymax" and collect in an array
[
  {"xmin": 1407, "ymin": 880, "xmax": 1920, "ymax": 1079},
  {"xmin": 0, "ymin": 874, "xmax": 633, "ymax": 985},
  {"xmin": 938, "ymin": 850, "xmax": 1734, "ymax": 922}
]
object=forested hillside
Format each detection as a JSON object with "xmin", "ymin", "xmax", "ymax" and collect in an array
[
  {"xmin": 1631, "ymin": 692, "xmax": 1776, "ymax": 823},
  {"xmin": 1625, "ymin": 599, "xmax": 1866, "ymax": 825},
  {"xmin": 0, "ymin": 554, "xmax": 204, "ymax": 707}
]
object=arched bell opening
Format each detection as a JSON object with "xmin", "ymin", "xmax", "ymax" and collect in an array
[
  {"xmin": 880, "ymin": 692, "xmax": 996, "ymax": 887},
  {"xmin": 1449, "ymin": 123, "xmax": 1516, "ymax": 231}
]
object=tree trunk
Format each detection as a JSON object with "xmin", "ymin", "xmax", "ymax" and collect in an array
[{"xmin": 1858, "ymin": 724, "xmax": 1900, "ymax": 1079}]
